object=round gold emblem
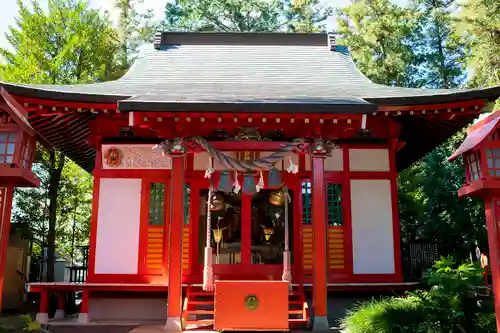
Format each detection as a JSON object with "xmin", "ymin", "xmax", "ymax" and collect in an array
[{"xmin": 244, "ymin": 294, "xmax": 259, "ymax": 311}]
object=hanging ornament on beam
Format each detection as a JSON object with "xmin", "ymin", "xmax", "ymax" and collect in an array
[
  {"xmin": 256, "ymin": 171, "xmax": 265, "ymax": 192},
  {"xmin": 268, "ymin": 163, "xmax": 282, "ymax": 188},
  {"xmin": 218, "ymin": 171, "xmax": 233, "ymax": 193},
  {"xmin": 243, "ymin": 173, "xmax": 257, "ymax": 195},
  {"xmin": 233, "ymin": 171, "xmax": 241, "ymax": 194},
  {"xmin": 286, "ymin": 156, "xmax": 298, "ymax": 174}
]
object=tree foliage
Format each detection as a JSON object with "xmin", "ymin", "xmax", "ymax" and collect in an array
[
  {"xmin": 115, "ymin": 0, "xmax": 157, "ymax": 74},
  {"xmin": 163, "ymin": 0, "xmax": 332, "ymax": 32},
  {"xmin": 455, "ymin": 0, "xmax": 500, "ymax": 88},
  {"xmin": 336, "ymin": 0, "xmax": 422, "ymax": 87}
]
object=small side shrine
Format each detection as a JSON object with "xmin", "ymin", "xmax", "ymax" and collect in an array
[
  {"xmin": 449, "ymin": 109, "xmax": 500, "ymax": 333},
  {"xmin": 0, "ymin": 87, "xmax": 42, "ymax": 310}
]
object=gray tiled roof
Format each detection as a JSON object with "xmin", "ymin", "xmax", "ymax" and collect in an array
[{"xmin": 1, "ymin": 32, "xmax": 499, "ymax": 112}]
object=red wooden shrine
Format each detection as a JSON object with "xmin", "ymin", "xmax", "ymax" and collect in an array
[{"xmin": 0, "ymin": 32, "xmax": 498, "ymax": 331}]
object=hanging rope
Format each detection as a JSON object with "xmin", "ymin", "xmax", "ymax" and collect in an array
[
  {"xmin": 202, "ymin": 158, "xmax": 215, "ymax": 291},
  {"xmin": 192, "ymin": 137, "xmax": 304, "ymax": 172}
]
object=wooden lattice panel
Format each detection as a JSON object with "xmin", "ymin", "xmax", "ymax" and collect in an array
[
  {"xmin": 328, "ymin": 227, "xmax": 345, "ymax": 269},
  {"xmin": 146, "ymin": 227, "xmax": 164, "ymax": 272},
  {"xmin": 182, "ymin": 227, "xmax": 190, "ymax": 270},
  {"xmin": 302, "ymin": 226, "xmax": 313, "ymax": 270}
]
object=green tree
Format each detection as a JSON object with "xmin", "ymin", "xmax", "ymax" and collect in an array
[
  {"xmin": 163, "ymin": 0, "xmax": 332, "ymax": 32},
  {"xmin": 455, "ymin": 0, "xmax": 500, "ymax": 88},
  {"xmin": 411, "ymin": 0, "xmax": 466, "ymax": 88},
  {"xmin": 335, "ymin": 0, "xmax": 422, "ymax": 87},
  {"xmin": 0, "ymin": 0, "xmax": 120, "ymax": 282},
  {"xmin": 115, "ymin": 0, "xmax": 157, "ymax": 74}
]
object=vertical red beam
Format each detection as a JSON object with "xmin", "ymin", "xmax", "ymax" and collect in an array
[
  {"xmin": 389, "ymin": 140, "xmax": 402, "ymax": 280},
  {"xmin": 484, "ymin": 198, "xmax": 500, "ymax": 333},
  {"xmin": 241, "ymin": 193, "xmax": 252, "ymax": 265},
  {"xmin": 0, "ymin": 186, "xmax": 14, "ymax": 311},
  {"xmin": 78, "ymin": 290, "xmax": 90, "ymax": 323},
  {"xmin": 87, "ymin": 146, "xmax": 102, "ymax": 282},
  {"xmin": 165, "ymin": 153, "xmax": 185, "ymax": 330},
  {"xmin": 311, "ymin": 154, "xmax": 328, "ymax": 329},
  {"xmin": 341, "ymin": 145, "xmax": 353, "ymax": 277}
]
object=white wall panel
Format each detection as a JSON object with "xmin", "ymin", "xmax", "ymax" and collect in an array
[
  {"xmin": 351, "ymin": 179, "xmax": 395, "ymax": 274},
  {"xmin": 349, "ymin": 149, "xmax": 390, "ymax": 172},
  {"xmin": 94, "ymin": 178, "xmax": 141, "ymax": 274}
]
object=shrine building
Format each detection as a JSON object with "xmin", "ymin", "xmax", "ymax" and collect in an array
[{"xmin": 0, "ymin": 32, "xmax": 499, "ymax": 331}]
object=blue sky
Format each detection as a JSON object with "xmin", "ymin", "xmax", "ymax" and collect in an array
[{"xmin": 0, "ymin": 0, "xmax": 407, "ymax": 51}]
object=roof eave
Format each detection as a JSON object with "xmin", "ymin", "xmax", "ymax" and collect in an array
[
  {"xmin": 117, "ymin": 100, "xmax": 378, "ymax": 114},
  {"xmin": 366, "ymin": 86, "xmax": 500, "ymax": 106}
]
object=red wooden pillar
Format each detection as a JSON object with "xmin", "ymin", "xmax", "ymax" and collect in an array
[
  {"xmin": 484, "ymin": 198, "xmax": 500, "ymax": 332},
  {"xmin": 35, "ymin": 289, "xmax": 49, "ymax": 324},
  {"xmin": 165, "ymin": 140, "xmax": 185, "ymax": 332},
  {"xmin": 241, "ymin": 194, "xmax": 252, "ymax": 265},
  {"xmin": 78, "ymin": 290, "xmax": 90, "ymax": 323},
  {"xmin": 311, "ymin": 143, "xmax": 329, "ymax": 331},
  {"xmin": 0, "ymin": 186, "xmax": 14, "ymax": 312},
  {"xmin": 54, "ymin": 292, "xmax": 66, "ymax": 319}
]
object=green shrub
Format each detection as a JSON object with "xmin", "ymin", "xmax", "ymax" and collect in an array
[
  {"xmin": 341, "ymin": 256, "xmax": 493, "ymax": 333},
  {"xmin": 0, "ymin": 315, "xmax": 41, "ymax": 333},
  {"xmin": 340, "ymin": 296, "xmax": 427, "ymax": 333}
]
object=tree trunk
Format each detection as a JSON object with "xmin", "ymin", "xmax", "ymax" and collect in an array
[{"xmin": 46, "ymin": 151, "xmax": 65, "ymax": 282}]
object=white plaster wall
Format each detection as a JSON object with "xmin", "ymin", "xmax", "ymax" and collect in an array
[
  {"xmin": 94, "ymin": 178, "xmax": 141, "ymax": 274},
  {"xmin": 351, "ymin": 179, "xmax": 395, "ymax": 274},
  {"xmin": 194, "ymin": 152, "xmax": 236, "ymax": 170},
  {"xmin": 89, "ymin": 297, "xmax": 167, "ymax": 321},
  {"xmin": 349, "ymin": 149, "xmax": 390, "ymax": 172},
  {"xmin": 305, "ymin": 148, "xmax": 343, "ymax": 171}
]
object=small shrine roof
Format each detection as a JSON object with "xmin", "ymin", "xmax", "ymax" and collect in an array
[{"xmin": 1, "ymin": 32, "xmax": 499, "ymax": 112}]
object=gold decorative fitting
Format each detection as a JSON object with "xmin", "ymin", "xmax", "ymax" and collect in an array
[
  {"xmin": 144, "ymin": 117, "xmax": 148, "ymax": 122},
  {"xmin": 397, "ymin": 111, "xmax": 401, "ymax": 115},
  {"xmin": 157, "ymin": 117, "xmax": 162, "ymax": 122},
  {"xmin": 410, "ymin": 111, "xmax": 414, "ymax": 115},
  {"xmin": 77, "ymin": 108, "xmax": 82, "ymax": 112},
  {"xmin": 248, "ymin": 118, "xmax": 253, "ymax": 123},
  {"xmin": 105, "ymin": 147, "xmax": 122, "ymax": 167},
  {"xmin": 347, "ymin": 119, "xmax": 352, "ymax": 124},
  {"xmin": 333, "ymin": 119, "xmax": 338, "ymax": 123},
  {"xmin": 218, "ymin": 117, "xmax": 222, "ymax": 123},
  {"xmin": 319, "ymin": 119, "xmax": 324, "ymax": 123},
  {"xmin": 422, "ymin": 110, "xmax": 427, "ymax": 114},
  {"xmin": 201, "ymin": 117, "xmax": 205, "ymax": 122},
  {"xmin": 269, "ymin": 190, "xmax": 284, "ymax": 206},
  {"xmin": 39, "ymin": 105, "xmax": 43, "ymax": 109},
  {"xmin": 276, "ymin": 118, "xmax": 281, "ymax": 123},
  {"xmin": 385, "ymin": 112, "xmax": 389, "ymax": 115},
  {"xmin": 262, "ymin": 118, "xmax": 266, "ymax": 123},
  {"xmin": 244, "ymin": 295, "xmax": 259, "ymax": 311},
  {"xmin": 290, "ymin": 118, "xmax": 295, "ymax": 123},
  {"xmin": 304, "ymin": 119, "xmax": 309, "ymax": 123},
  {"xmin": 23, "ymin": 103, "xmax": 28, "ymax": 107},
  {"xmin": 65, "ymin": 108, "xmax": 69, "ymax": 111},
  {"xmin": 52, "ymin": 107, "xmax": 56, "ymax": 111}
]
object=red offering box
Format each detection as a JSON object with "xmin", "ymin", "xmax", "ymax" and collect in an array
[{"xmin": 214, "ymin": 280, "xmax": 289, "ymax": 331}]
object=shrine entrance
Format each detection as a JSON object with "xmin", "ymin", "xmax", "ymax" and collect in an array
[{"xmin": 195, "ymin": 182, "xmax": 295, "ymax": 280}]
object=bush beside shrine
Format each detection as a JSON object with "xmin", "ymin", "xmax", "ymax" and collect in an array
[{"xmin": 340, "ymin": 256, "xmax": 496, "ymax": 333}]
